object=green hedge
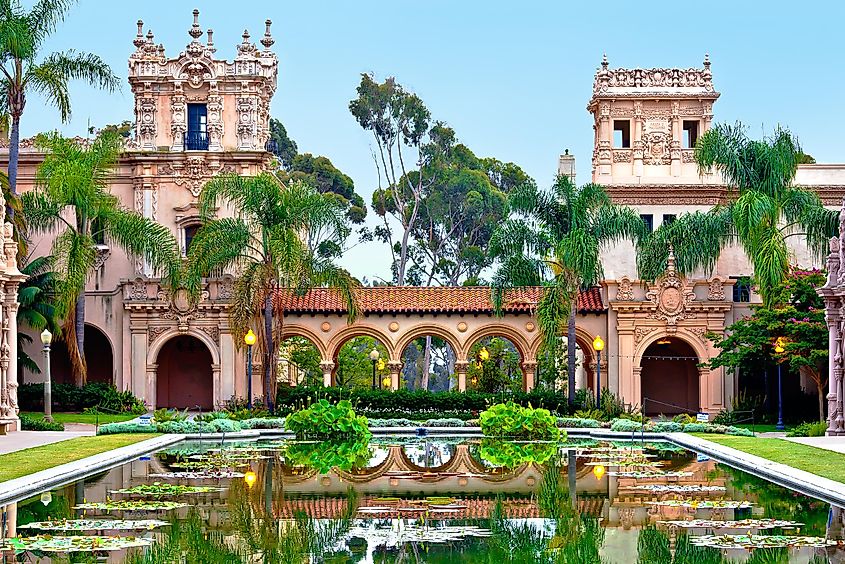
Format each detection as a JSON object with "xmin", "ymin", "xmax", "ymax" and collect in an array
[
  {"xmin": 19, "ymin": 413, "xmax": 64, "ymax": 431},
  {"xmin": 97, "ymin": 417, "xmax": 285, "ymax": 435},
  {"xmin": 276, "ymin": 386, "xmax": 570, "ymax": 416},
  {"xmin": 18, "ymin": 382, "xmax": 146, "ymax": 414}
]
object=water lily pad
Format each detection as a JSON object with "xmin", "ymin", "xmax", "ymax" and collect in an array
[
  {"xmin": 658, "ymin": 519, "xmax": 803, "ymax": 531},
  {"xmin": 4, "ymin": 535, "xmax": 154, "ymax": 552},
  {"xmin": 689, "ymin": 534, "xmax": 837, "ymax": 549},
  {"xmin": 18, "ymin": 519, "xmax": 168, "ymax": 531},
  {"xmin": 149, "ymin": 471, "xmax": 245, "ymax": 479},
  {"xmin": 110, "ymin": 483, "xmax": 223, "ymax": 496},
  {"xmin": 73, "ymin": 500, "xmax": 188, "ymax": 512},
  {"xmin": 645, "ymin": 500, "xmax": 752, "ymax": 509}
]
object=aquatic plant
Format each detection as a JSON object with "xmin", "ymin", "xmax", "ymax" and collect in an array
[
  {"xmin": 283, "ymin": 437, "xmax": 371, "ymax": 473},
  {"xmin": 17, "ymin": 519, "xmax": 168, "ymax": 531},
  {"xmin": 285, "ymin": 399, "xmax": 371, "ymax": 441},
  {"xmin": 110, "ymin": 483, "xmax": 223, "ymax": 497},
  {"xmin": 480, "ymin": 401, "xmax": 561, "ymax": 440},
  {"xmin": 479, "ymin": 438, "xmax": 559, "ymax": 467},
  {"xmin": 3, "ymin": 535, "xmax": 154, "ymax": 552},
  {"xmin": 73, "ymin": 500, "xmax": 188, "ymax": 511}
]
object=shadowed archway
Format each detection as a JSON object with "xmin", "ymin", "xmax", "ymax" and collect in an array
[
  {"xmin": 640, "ymin": 337, "xmax": 699, "ymax": 416},
  {"xmin": 156, "ymin": 335, "xmax": 213, "ymax": 410}
]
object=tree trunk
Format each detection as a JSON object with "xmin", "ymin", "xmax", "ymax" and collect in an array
[
  {"xmin": 567, "ymin": 301, "xmax": 576, "ymax": 409},
  {"xmin": 420, "ymin": 335, "xmax": 432, "ymax": 391},
  {"xmin": 73, "ymin": 294, "xmax": 86, "ymax": 386},
  {"xmin": 818, "ymin": 380, "xmax": 826, "ymax": 423},
  {"xmin": 263, "ymin": 294, "xmax": 275, "ymax": 413},
  {"xmin": 8, "ymin": 114, "xmax": 19, "ymax": 197}
]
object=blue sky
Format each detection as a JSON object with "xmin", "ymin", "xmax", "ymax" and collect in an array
[{"xmin": 28, "ymin": 0, "xmax": 844, "ymax": 281}]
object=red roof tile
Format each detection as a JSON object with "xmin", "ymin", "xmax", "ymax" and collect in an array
[{"xmin": 274, "ymin": 286, "xmax": 604, "ymax": 315}]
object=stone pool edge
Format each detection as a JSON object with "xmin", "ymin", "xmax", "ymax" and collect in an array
[{"xmin": 0, "ymin": 434, "xmax": 184, "ymax": 506}]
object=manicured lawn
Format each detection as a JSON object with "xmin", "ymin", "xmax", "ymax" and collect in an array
[
  {"xmin": 734, "ymin": 423, "xmax": 792, "ymax": 434},
  {"xmin": 21, "ymin": 411, "xmax": 138, "ymax": 425},
  {"xmin": 693, "ymin": 434, "xmax": 845, "ymax": 484},
  {"xmin": 0, "ymin": 434, "xmax": 159, "ymax": 483}
]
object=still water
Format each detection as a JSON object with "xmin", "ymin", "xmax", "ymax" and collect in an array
[{"xmin": 1, "ymin": 437, "xmax": 843, "ymax": 563}]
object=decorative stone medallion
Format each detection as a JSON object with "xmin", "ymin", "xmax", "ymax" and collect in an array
[
  {"xmin": 388, "ymin": 321, "xmax": 400, "ymax": 332},
  {"xmin": 457, "ymin": 322, "xmax": 468, "ymax": 333},
  {"xmin": 320, "ymin": 322, "xmax": 331, "ymax": 333}
]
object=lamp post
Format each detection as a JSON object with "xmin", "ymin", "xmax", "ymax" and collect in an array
[
  {"xmin": 369, "ymin": 349, "xmax": 380, "ymax": 390},
  {"xmin": 774, "ymin": 337, "xmax": 785, "ymax": 431},
  {"xmin": 592, "ymin": 335, "xmax": 604, "ymax": 407},
  {"xmin": 40, "ymin": 329, "xmax": 53, "ymax": 422},
  {"xmin": 244, "ymin": 329, "xmax": 256, "ymax": 409}
]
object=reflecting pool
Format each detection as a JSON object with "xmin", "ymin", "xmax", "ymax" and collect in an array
[{"xmin": 1, "ymin": 437, "xmax": 843, "ymax": 562}]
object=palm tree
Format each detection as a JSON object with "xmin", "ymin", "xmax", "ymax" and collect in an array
[
  {"xmin": 637, "ymin": 123, "xmax": 836, "ymax": 307},
  {"xmin": 16, "ymin": 255, "xmax": 62, "ymax": 374},
  {"xmin": 22, "ymin": 132, "xmax": 181, "ymax": 385},
  {"xmin": 491, "ymin": 175, "xmax": 646, "ymax": 406},
  {"xmin": 0, "ymin": 0, "xmax": 120, "ymax": 196},
  {"xmin": 186, "ymin": 174, "xmax": 358, "ymax": 412}
]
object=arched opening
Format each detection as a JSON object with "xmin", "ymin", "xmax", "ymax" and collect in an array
[
  {"xmin": 156, "ymin": 335, "xmax": 213, "ymax": 410},
  {"xmin": 333, "ymin": 335, "xmax": 389, "ymax": 390},
  {"xmin": 467, "ymin": 336, "xmax": 523, "ymax": 393},
  {"xmin": 400, "ymin": 336, "xmax": 457, "ymax": 392},
  {"xmin": 278, "ymin": 336, "xmax": 322, "ymax": 387},
  {"xmin": 535, "ymin": 338, "xmax": 594, "ymax": 393},
  {"xmin": 640, "ymin": 337, "xmax": 699, "ymax": 416},
  {"xmin": 50, "ymin": 324, "xmax": 115, "ymax": 386}
]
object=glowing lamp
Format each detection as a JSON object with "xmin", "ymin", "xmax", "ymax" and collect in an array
[
  {"xmin": 592, "ymin": 464, "xmax": 606, "ymax": 480},
  {"xmin": 40, "ymin": 491, "xmax": 52, "ymax": 506},
  {"xmin": 244, "ymin": 470, "xmax": 257, "ymax": 489},
  {"xmin": 368, "ymin": 349, "xmax": 380, "ymax": 361},
  {"xmin": 479, "ymin": 347, "xmax": 490, "ymax": 362},
  {"xmin": 244, "ymin": 329, "xmax": 256, "ymax": 346},
  {"xmin": 592, "ymin": 335, "xmax": 604, "ymax": 352},
  {"xmin": 40, "ymin": 329, "xmax": 52, "ymax": 346}
]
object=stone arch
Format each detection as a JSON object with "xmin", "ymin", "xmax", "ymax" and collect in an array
[
  {"xmin": 394, "ymin": 325, "xmax": 462, "ymax": 365},
  {"xmin": 147, "ymin": 328, "xmax": 221, "ymax": 367},
  {"xmin": 279, "ymin": 324, "xmax": 329, "ymax": 359},
  {"xmin": 462, "ymin": 325, "xmax": 532, "ymax": 361},
  {"xmin": 529, "ymin": 326, "xmax": 599, "ymax": 391},
  {"xmin": 326, "ymin": 324, "xmax": 395, "ymax": 362},
  {"xmin": 636, "ymin": 331, "xmax": 704, "ymax": 415},
  {"xmin": 50, "ymin": 323, "xmax": 116, "ymax": 385},
  {"xmin": 147, "ymin": 329, "xmax": 221, "ymax": 410},
  {"xmin": 154, "ymin": 333, "xmax": 215, "ymax": 410}
]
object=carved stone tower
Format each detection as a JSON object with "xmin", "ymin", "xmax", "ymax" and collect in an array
[{"xmin": 587, "ymin": 55, "xmax": 719, "ymax": 185}]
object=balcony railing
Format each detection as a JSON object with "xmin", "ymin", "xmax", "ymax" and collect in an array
[{"xmin": 184, "ymin": 130, "xmax": 209, "ymax": 151}]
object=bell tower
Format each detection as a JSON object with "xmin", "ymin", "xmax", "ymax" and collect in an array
[{"xmin": 587, "ymin": 55, "xmax": 719, "ymax": 186}]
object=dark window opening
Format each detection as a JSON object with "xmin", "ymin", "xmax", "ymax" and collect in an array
[
  {"xmin": 731, "ymin": 276, "xmax": 751, "ymax": 302},
  {"xmin": 91, "ymin": 217, "xmax": 106, "ymax": 245},
  {"xmin": 184, "ymin": 224, "xmax": 200, "ymax": 255},
  {"xmin": 613, "ymin": 120, "xmax": 631, "ymax": 148},
  {"xmin": 185, "ymin": 103, "xmax": 208, "ymax": 150},
  {"xmin": 662, "ymin": 214, "xmax": 676, "ymax": 226},
  {"xmin": 682, "ymin": 120, "xmax": 699, "ymax": 149},
  {"xmin": 640, "ymin": 214, "xmax": 653, "ymax": 232}
]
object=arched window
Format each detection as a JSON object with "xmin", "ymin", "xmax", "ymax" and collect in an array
[{"xmin": 183, "ymin": 223, "xmax": 200, "ymax": 256}]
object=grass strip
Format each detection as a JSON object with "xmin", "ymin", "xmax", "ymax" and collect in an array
[
  {"xmin": 21, "ymin": 411, "xmax": 138, "ymax": 425},
  {"xmin": 0, "ymin": 434, "xmax": 160, "ymax": 483},
  {"xmin": 692, "ymin": 434, "xmax": 845, "ymax": 484}
]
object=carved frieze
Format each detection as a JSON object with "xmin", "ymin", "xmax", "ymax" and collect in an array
[
  {"xmin": 634, "ymin": 326, "xmax": 658, "ymax": 345},
  {"xmin": 616, "ymin": 277, "xmax": 635, "ymax": 301},
  {"xmin": 613, "ymin": 150, "xmax": 632, "ymax": 163},
  {"xmin": 707, "ymin": 277, "xmax": 725, "ymax": 301},
  {"xmin": 148, "ymin": 326, "xmax": 168, "ymax": 346},
  {"xmin": 645, "ymin": 249, "xmax": 696, "ymax": 326}
]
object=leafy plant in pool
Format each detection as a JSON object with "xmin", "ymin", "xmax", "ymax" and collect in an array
[
  {"xmin": 479, "ymin": 401, "xmax": 561, "ymax": 441},
  {"xmin": 283, "ymin": 437, "xmax": 372, "ymax": 473},
  {"xmin": 285, "ymin": 399, "xmax": 371, "ymax": 441}
]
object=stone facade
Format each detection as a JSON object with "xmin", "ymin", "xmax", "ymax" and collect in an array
[{"xmin": 0, "ymin": 201, "xmax": 25, "ymax": 431}]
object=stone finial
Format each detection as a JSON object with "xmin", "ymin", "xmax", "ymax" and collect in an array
[
  {"xmin": 703, "ymin": 53, "xmax": 710, "ymax": 69},
  {"xmin": 601, "ymin": 53, "xmax": 608, "ymax": 69},
  {"xmin": 134, "ymin": 20, "xmax": 145, "ymax": 48},
  {"xmin": 242, "ymin": 29, "xmax": 251, "ymax": 44},
  {"xmin": 146, "ymin": 30, "xmax": 155, "ymax": 44},
  {"xmin": 207, "ymin": 28, "xmax": 214, "ymax": 49},
  {"xmin": 666, "ymin": 245, "xmax": 677, "ymax": 274},
  {"xmin": 261, "ymin": 19, "xmax": 274, "ymax": 50},
  {"xmin": 188, "ymin": 9, "xmax": 203, "ymax": 40}
]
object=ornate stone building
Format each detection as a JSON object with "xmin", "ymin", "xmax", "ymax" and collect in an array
[{"xmin": 0, "ymin": 201, "xmax": 24, "ymax": 431}]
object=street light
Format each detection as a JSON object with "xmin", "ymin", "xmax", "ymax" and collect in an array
[
  {"xmin": 244, "ymin": 329, "xmax": 256, "ymax": 409},
  {"xmin": 774, "ymin": 337, "xmax": 786, "ymax": 431},
  {"xmin": 40, "ymin": 329, "xmax": 53, "ymax": 422},
  {"xmin": 592, "ymin": 335, "xmax": 605, "ymax": 407},
  {"xmin": 369, "ymin": 349, "xmax": 380, "ymax": 390}
]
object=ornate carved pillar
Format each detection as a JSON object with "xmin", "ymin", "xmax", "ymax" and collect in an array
[
  {"xmin": 631, "ymin": 366, "xmax": 643, "ymax": 410},
  {"xmin": 455, "ymin": 360, "xmax": 469, "ymax": 392},
  {"xmin": 633, "ymin": 101, "xmax": 644, "ymax": 177},
  {"xmin": 670, "ymin": 101, "xmax": 681, "ymax": 177},
  {"xmin": 388, "ymin": 361, "xmax": 403, "ymax": 391},
  {"xmin": 146, "ymin": 363, "xmax": 158, "ymax": 410},
  {"xmin": 211, "ymin": 363, "xmax": 221, "ymax": 408},
  {"xmin": 319, "ymin": 360, "xmax": 335, "ymax": 388},
  {"xmin": 207, "ymin": 85, "xmax": 224, "ymax": 151},
  {"xmin": 170, "ymin": 92, "xmax": 186, "ymax": 151},
  {"xmin": 522, "ymin": 360, "xmax": 537, "ymax": 392}
]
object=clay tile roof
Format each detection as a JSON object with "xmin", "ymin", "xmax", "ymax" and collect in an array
[{"xmin": 274, "ymin": 286, "xmax": 605, "ymax": 315}]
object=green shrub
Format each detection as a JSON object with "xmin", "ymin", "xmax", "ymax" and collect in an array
[
  {"xmin": 285, "ymin": 399, "xmax": 371, "ymax": 441},
  {"xmin": 276, "ymin": 386, "xmax": 570, "ymax": 416},
  {"xmin": 18, "ymin": 382, "xmax": 146, "ymax": 413},
  {"xmin": 557, "ymin": 417, "xmax": 600, "ymax": 428},
  {"xmin": 682, "ymin": 422, "xmax": 708, "ymax": 433},
  {"xmin": 479, "ymin": 438, "xmax": 562, "ymax": 467},
  {"xmin": 225, "ymin": 407, "xmax": 270, "ymax": 421},
  {"xmin": 610, "ymin": 418, "xmax": 643, "ymax": 432},
  {"xmin": 725, "ymin": 425, "xmax": 755, "ymax": 437},
  {"xmin": 283, "ymin": 437, "xmax": 371, "ymax": 473},
  {"xmin": 787, "ymin": 421, "xmax": 828, "ymax": 437},
  {"xmin": 573, "ymin": 409, "xmax": 605, "ymax": 421},
  {"xmin": 153, "ymin": 408, "xmax": 188, "ymax": 423},
  {"xmin": 195, "ymin": 411, "xmax": 232, "ymax": 423},
  {"xmin": 673, "ymin": 413, "xmax": 697, "ymax": 425},
  {"xmin": 423, "ymin": 418, "xmax": 466, "ymax": 427},
  {"xmin": 651, "ymin": 421, "xmax": 682, "ymax": 433},
  {"xmin": 239, "ymin": 417, "xmax": 285, "ymax": 430},
  {"xmin": 712, "ymin": 409, "xmax": 738, "ymax": 425},
  {"xmin": 97, "ymin": 421, "xmax": 155, "ymax": 435},
  {"xmin": 368, "ymin": 418, "xmax": 416, "ymax": 427},
  {"xmin": 19, "ymin": 414, "xmax": 64, "ymax": 431},
  {"xmin": 358, "ymin": 408, "xmax": 475, "ymax": 421},
  {"xmin": 479, "ymin": 401, "xmax": 560, "ymax": 440}
]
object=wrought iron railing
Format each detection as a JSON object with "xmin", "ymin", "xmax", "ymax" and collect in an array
[{"xmin": 184, "ymin": 130, "xmax": 209, "ymax": 150}]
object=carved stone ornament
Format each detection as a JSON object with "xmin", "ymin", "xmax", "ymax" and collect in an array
[
  {"xmin": 707, "ymin": 277, "xmax": 725, "ymax": 301},
  {"xmin": 642, "ymin": 130, "xmax": 672, "ymax": 165},
  {"xmin": 616, "ymin": 277, "xmax": 635, "ymax": 301},
  {"xmin": 634, "ymin": 326, "xmax": 658, "ymax": 345},
  {"xmin": 645, "ymin": 248, "xmax": 695, "ymax": 326},
  {"xmin": 148, "ymin": 326, "xmax": 168, "ymax": 346},
  {"xmin": 198, "ymin": 325, "xmax": 220, "ymax": 343},
  {"xmin": 688, "ymin": 326, "xmax": 709, "ymax": 343},
  {"xmin": 126, "ymin": 278, "xmax": 148, "ymax": 301}
]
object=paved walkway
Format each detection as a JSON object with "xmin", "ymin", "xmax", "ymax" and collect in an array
[
  {"xmin": 785, "ymin": 435, "xmax": 845, "ymax": 454},
  {"xmin": 0, "ymin": 429, "xmax": 94, "ymax": 455}
]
